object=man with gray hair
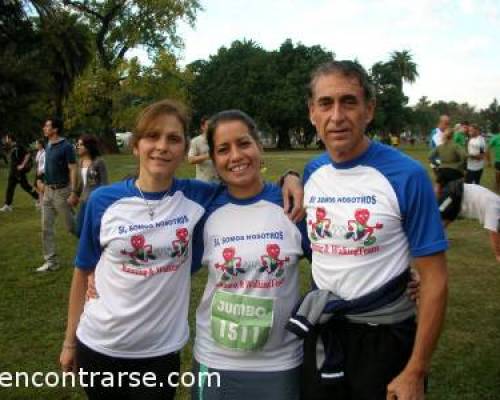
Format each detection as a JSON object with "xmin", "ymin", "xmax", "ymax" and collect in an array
[{"xmin": 292, "ymin": 60, "xmax": 448, "ymax": 400}]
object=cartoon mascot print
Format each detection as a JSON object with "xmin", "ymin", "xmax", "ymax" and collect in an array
[
  {"xmin": 259, "ymin": 243, "xmax": 290, "ymax": 278},
  {"xmin": 170, "ymin": 227, "xmax": 189, "ymax": 258},
  {"xmin": 345, "ymin": 208, "xmax": 383, "ymax": 246},
  {"xmin": 215, "ymin": 247, "xmax": 245, "ymax": 281},
  {"xmin": 121, "ymin": 234, "xmax": 156, "ymax": 266},
  {"xmin": 309, "ymin": 207, "xmax": 333, "ymax": 241}
]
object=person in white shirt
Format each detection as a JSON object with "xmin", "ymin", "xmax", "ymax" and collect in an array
[
  {"xmin": 60, "ymin": 99, "xmax": 221, "ymax": 399},
  {"xmin": 438, "ymin": 179, "xmax": 500, "ymax": 262},
  {"xmin": 188, "ymin": 116, "xmax": 219, "ymax": 182},
  {"xmin": 465, "ymin": 124, "xmax": 487, "ymax": 184},
  {"xmin": 302, "ymin": 60, "xmax": 448, "ymax": 400},
  {"xmin": 61, "ymin": 101, "xmax": 305, "ymax": 399},
  {"xmin": 430, "ymin": 115, "xmax": 450, "ymax": 149},
  {"xmin": 34, "ymin": 138, "xmax": 46, "ymax": 208},
  {"xmin": 191, "ymin": 110, "xmax": 310, "ymax": 400}
]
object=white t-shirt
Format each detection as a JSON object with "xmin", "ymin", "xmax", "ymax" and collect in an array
[
  {"xmin": 461, "ymin": 184, "xmax": 500, "ymax": 232},
  {"xmin": 35, "ymin": 149, "xmax": 45, "ymax": 175},
  {"xmin": 80, "ymin": 167, "xmax": 88, "ymax": 188},
  {"xmin": 431, "ymin": 128, "xmax": 444, "ymax": 148},
  {"xmin": 75, "ymin": 178, "xmax": 218, "ymax": 358},
  {"xmin": 192, "ymin": 184, "xmax": 310, "ymax": 371},
  {"xmin": 467, "ymin": 136, "xmax": 486, "ymax": 171},
  {"xmin": 304, "ymin": 142, "xmax": 448, "ymax": 300},
  {"xmin": 188, "ymin": 134, "xmax": 218, "ymax": 182}
]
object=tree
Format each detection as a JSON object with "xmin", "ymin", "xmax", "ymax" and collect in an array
[
  {"xmin": 0, "ymin": 0, "xmax": 53, "ymax": 137},
  {"xmin": 188, "ymin": 39, "xmax": 333, "ymax": 149},
  {"xmin": 0, "ymin": 1, "xmax": 91, "ymax": 140},
  {"xmin": 188, "ymin": 39, "xmax": 272, "ymax": 129},
  {"xmin": 38, "ymin": 10, "xmax": 93, "ymax": 118},
  {"xmin": 370, "ymin": 51, "xmax": 419, "ymax": 135},
  {"xmin": 481, "ymin": 98, "xmax": 500, "ymax": 133},
  {"xmin": 65, "ymin": 51, "xmax": 190, "ymax": 136},
  {"xmin": 389, "ymin": 50, "xmax": 419, "ymax": 90},
  {"xmin": 62, "ymin": 0, "xmax": 201, "ymax": 151},
  {"xmin": 370, "ymin": 61, "xmax": 409, "ymax": 135},
  {"xmin": 265, "ymin": 40, "xmax": 333, "ymax": 149},
  {"xmin": 409, "ymin": 96, "xmax": 439, "ymax": 139}
]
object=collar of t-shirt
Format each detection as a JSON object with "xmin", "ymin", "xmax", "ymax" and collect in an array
[
  {"xmin": 128, "ymin": 178, "xmax": 178, "ymax": 200},
  {"xmin": 326, "ymin": 140, "xmax": 377, "ymax": 170},
  {"xmin": 222, "ymin": 182, "xmax": 272, "ymax": 206}
]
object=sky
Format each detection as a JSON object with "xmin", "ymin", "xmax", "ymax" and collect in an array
[{"xmin": 132, "ymin": 0, "xmax": 500, "ymax": 109}]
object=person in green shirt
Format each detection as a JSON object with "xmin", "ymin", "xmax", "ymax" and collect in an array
[
  {"xmin": 452, "ymin": 121, "xmax": 468, "ymax": 148},
  {"xmin": 489, "ymin": 132, "xmax": 500, "ymax": 191}
]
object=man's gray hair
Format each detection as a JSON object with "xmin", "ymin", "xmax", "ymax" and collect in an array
[{"xmin": 308, "ymin": 60, "xmax": 375, "ymax": 103}]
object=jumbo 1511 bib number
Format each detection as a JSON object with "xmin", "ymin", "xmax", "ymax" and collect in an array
[{"xmin": 210, "ymin": 291, "xmax": 274, "ymax": 352}]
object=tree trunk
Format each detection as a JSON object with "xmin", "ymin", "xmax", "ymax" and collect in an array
[{"xmin": 100, "ymin": 97, "xmax": 119, "ymax": 153}]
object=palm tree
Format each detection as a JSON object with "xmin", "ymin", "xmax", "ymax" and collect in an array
[
  {"xmin": 389, "ymin": 50, "xmax": 419, "ymax": 90},
  {"xmin": 39, "ymin": 10, "xmax": 93, "ymax": 118}
]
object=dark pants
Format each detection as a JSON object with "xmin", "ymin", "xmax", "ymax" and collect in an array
[
  {"xmin": 465, "ymin": 169, "xmax": 483, "ymax": 184},
  {"xmin": 5, "ymin": 172, "xmax": 38, "ymax": 205},
  {"xmin": 76, "ymin": 340, "xmax": 180, "ymax": 400},
  {"xmin": 301, "ymin": 318, "xmax": 417, "ymax": 400},
  {"xmin": 436, "ymin": 168, "xmax": 463, "ymax": 186}
]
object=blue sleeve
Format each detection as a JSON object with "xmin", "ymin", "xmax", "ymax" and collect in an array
[
  {"xmin": 74, "ymin": 192, "xmax": 102, "ymax": 269},
  {"xmin": 297, "ymin": 219, "xmax": 312, "ymax": 262},
  {"xmin": 191, "ymin": 215, "xmax": 207, "ymax": 274},
  {"xmin": 182, "ymin": 179, "xmax": 221, "ymax": 209},
  {"xmin": 65, "ymin": 142, "xmax": 76, "ymax": 164},
  {"xmin": 400, "ymin": 166, "xmax": 448, "ymax": 257},
  {"xmin": 303, "ymin": 153, "xmax": 329, "ymax": 186}
]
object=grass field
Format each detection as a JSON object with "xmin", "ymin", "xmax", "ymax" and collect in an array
[{"xmin": 0, "ymin": 145, "xmax": 499, "ymax": 399}]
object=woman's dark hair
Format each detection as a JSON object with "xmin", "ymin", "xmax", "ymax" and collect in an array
[
  {"xmin": 79, "ymin": 134, "xmax": 101, "ymax": 160},
  {"xmin": 206, "ymin": 110, "xmax": 261, "ymax": 157},
  {"xmin": 48, "ymin": 117, "xmax": 64, "ymax": 134}
]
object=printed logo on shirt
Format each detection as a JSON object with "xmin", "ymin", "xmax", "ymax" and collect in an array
[
  {"xmin": 117, "ymin": 215, "xmax": 189, "ymax": 235},
  {"xmin": 258, "ymin": 244, "xmax": 290, "ymax": 278},
  {"xmin": 215, "ymin": 247, "xmax": 246, "ymax": 281},
  {"xmin": 119, "ymin": 228, "xmax": 189, "ymax": 277},
  {"xmin": 310, "ymin": 208, "xmax": 383, "ymax": 257},
  {"xmin": 214, "ymin": 245, "xmax": 289, "ymax": 289},
  {"xmin": 308, "ymin": 207, "xmax": 348, "ymax": 241},
  {"xmin": 308, "ymin": 207, "xmax": 333, "ymax": 241},
  {"xmin": 345, "ymin": 208, "xmax": 383, "ymax": 246},
  {"xmin": 120, "ymin": 234, "xmax": 157, "ymax": 265},
  {"xmin": 170, "ymin": 227, "xmax": 189, "ymax": 258}
]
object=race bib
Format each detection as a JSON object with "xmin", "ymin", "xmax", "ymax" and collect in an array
[{"xmin": 210, "ymin": 291, "xmax": 274, "ymax": 352}]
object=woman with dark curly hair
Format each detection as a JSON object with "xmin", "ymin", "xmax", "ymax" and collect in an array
[{"xmin": 74, "ymin": 134, "xmax": 109, "ymax": 237}]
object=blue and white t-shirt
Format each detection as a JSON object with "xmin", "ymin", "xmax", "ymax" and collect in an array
[
  {"xmin": 75, "ymin": 178, "xmax": 219, "ymax": 358},
  {"xmin": 192, "ymin": 183, "xmax": 311, "ymax": 371},
  {"xmin": 304, "ymin": 142, "xmax": 448, "ymax": 300},
  {"xmin": 430, "ymin": 128, "xmax": 444, "ymax": 148}
]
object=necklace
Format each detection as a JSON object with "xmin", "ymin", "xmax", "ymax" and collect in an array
[{"xmin": 136, "ymin": 184, "xmax": 170, "ymax": 220}]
